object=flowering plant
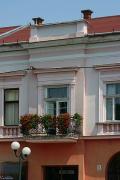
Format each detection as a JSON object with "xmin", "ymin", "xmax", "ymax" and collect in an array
[
  {"xmin": 20, "ymin": 114, "xmax": 40, "ymax": 135},
  {"xmin": 57, "ymin": 113, "xmax": 70, "ymax": 134}
]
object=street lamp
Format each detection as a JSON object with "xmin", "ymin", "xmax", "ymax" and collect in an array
[{"xmin": 11, "ymin": 141, "xmax": 31, "ymax": 180}]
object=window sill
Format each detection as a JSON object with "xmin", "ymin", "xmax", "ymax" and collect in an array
[{"xmin": 97, "ymin": 121, "xmax": 120, "ymax": 124}]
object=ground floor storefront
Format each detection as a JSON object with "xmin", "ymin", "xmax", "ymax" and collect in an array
[{"xmin": 0, "ymin": 137, "xmax": 120, "ymax": 180}]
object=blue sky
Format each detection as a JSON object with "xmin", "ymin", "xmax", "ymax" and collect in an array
[{"xmin": 0, "ymin": 0, "xmax": 120, "ymax": 27}]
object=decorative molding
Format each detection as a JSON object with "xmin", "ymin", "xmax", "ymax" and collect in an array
[
  {"xmin": 33, "ymin": 67, "xmax": 79, "ymax": 74},
  {"xmin": 0, "ymin": 70, "xmax": 26, "ymax": 78},
  {"xmin": 94, "ymin": 63, "xmax": 120, "ymax": 71}
]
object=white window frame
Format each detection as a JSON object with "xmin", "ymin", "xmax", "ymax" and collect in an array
[
  {"xmin": 4, "ymin": 88, "xmax": 19, "ymax": 126},
  {"xmin": 105, "ymin": 83, "xmax": 120, "ymax": 121},
  {"xmin": 98, "ymin": 70, "xmax": 120, "ymax": 122},
  {"xmin": 0, "ymin": 78, "xmax": 23, "ymax": 126},
  {"xmin": 44, "ymin": 85, "xmax": 69, "ymax": 116}
]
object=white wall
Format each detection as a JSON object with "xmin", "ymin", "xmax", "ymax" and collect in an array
[
  {"xmin": 0, "ymin": 34, "xmax": 120, "ymax": 136},
  {"xmin": 29, "ymin": 21, "xmax": 87, "ymax": 42}
]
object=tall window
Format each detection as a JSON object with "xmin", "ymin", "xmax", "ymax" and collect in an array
[
  {"xmin": 106, "ymin": 83, "xmax": 120, "ymax": 120},
  {"xmin": 4, "ymin": 89, "xmax": 19, "ymax": 125},
  {"xmin": 45, "ymin": 86, "xmax": 68, "ymax": 115}
]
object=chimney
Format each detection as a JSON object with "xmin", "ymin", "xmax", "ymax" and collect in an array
[
  {"xmin": 81, "ymin": 9, "xmax": 93, "ymax": 20},
  {"xmin": 32, "ymin": 17, "xmax": 44, "ymax": 26}
]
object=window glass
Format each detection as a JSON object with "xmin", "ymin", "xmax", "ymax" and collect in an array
[
  {"xmin": 115, "ymin": 98, "xmax": 120, "ymax": 120},
  {"xmin": 59, "ymin": 102, "xmax": 67, "ymax": 114},
  {"xmin": 5, "ymin": 89, "xmax": 19, "ymax": 101},
  {"xmin": 4, "ymin": 89, "xmax": 19, "ymax": 126},
  {"xmin": 106, "ymin": 83, "xmax": 120, "ymax": 121},
  {"xmin": 47, "ymin": 87, "xmax": 67, "ymax": 98},
  {"xmin": 106, "ymin": 98, "xmax": 113, "ymax": 120},
  {"xmin": 5, "ymin": 103, "xmax": 19, "ymax": 125},
  {"xmin": 107, "ymin": 84, "xmax": 116, "ymax": 96},
  {"xmin": 46, "ymin": 86, "xmax": 68, "ymax": 116},
  {"xmin": 116, "ymin": 84, "xmax": 120, "ymax": 95},
  {"xmin": 0, "ymin": 162, "xmax": 27, "ymax": 180},
  {"xmin": 46, "ymin": 102, "xmax": 56, "ymax": 115}
]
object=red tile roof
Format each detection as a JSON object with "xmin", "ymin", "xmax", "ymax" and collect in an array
[
  {"xmin": 0, "ymin": 15, "xmax": 120, "ymax": 44},
  {"xmin": 87, "ymin": 15, "xmax": 120, "ymax": 34},
  {"xmin": 0, "ymin": 26, "xmax": 30, "ymax": 44}
]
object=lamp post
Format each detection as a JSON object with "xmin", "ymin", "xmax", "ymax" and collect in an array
[{"xmin": 11, "ymin": 141, "xmax": 31, "ymax": 180}]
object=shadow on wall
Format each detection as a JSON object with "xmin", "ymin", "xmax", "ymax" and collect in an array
[
  {"xmin": 29, "ymin": 141, "xmax": 84, "ymax": 165},
  {"xmin": 84, "ymin": 139, "xmax": 120, "ymax": 179},
  {"xmin": 85, "ymin": 68, "xmax": 99, "ymax": 136}
]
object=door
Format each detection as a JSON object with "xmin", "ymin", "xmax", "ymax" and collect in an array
[
  {"xmin": 107, "ymin": 152, "xmax": 120, "ymax": 180},
  {"xmin": 44, "ymin": 166, "xmax": 78, "ymax": 180}
]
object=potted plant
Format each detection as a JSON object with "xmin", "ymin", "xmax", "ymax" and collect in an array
[
  {"xmin": 41, "ymin": 114, "xmax": 56, "ymax": 135},
  {"xmin": 20, "ymin": 114, "xmax": 40, "ymax": 135},
  {"xmin": 73, "ymin": 113, "xmax": 83, "ymax": 134},
  {"xmin": 57, "ymin": 113, "xmax": 70, "ymax": 135}
]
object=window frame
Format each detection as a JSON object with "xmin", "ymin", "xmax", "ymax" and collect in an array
[
  {"xmin": 44, "ymin": 85, "xmax": 69, "ymax": 116},
  {"xmin": 4, "ymin": 88, "xmax": 19, "ymax": 126},
  {"xmin": 105, "ymin": 83, "xmax": 120, "ymax": 121}
]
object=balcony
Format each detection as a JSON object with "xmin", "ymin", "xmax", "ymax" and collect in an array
[
  {"xmin": 20, "ymin": 113, "xmax": 82, "ymax": 140},
  {"xmin": 0, "ymin": 113, "xmax": 82, "ymax": 140},
  {"xmin": 0, "ymin": 126, "xmax": 22, "ymax": 138},
  {"xmin": 97, "ymin": 122, "xmax": 120, "ymax": 135}
]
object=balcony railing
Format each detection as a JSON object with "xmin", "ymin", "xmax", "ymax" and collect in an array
[
  {"xmin": 20, "ymin": 113, "xmax": 82, "ymax": 139},
  {"xmin": 0, "ymin": 126, "xmax": 22, "ymax": 138},
  {"xmin": 97, "ymin": 122, "xmax": 120, "ymax": 135},
  {"xmin": 28, "ymin": 121, "xmax": 82, "ymax": 138}
]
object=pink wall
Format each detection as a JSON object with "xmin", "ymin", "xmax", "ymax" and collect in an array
[
  {"xmin": 0, "ymin": 139, "xmax": 120, "ymax": 180},
  {"xmin": 84, "ymin": 139, "xmax": 120, "ymax": 180},
  {"xmin": 28, "ymin": 140, "xmax": 85, "ymax": 180}
]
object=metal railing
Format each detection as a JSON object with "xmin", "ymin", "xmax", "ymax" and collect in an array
[{"xmin": 27, "ymin": 118, "xmax": 82, "ymax": 137}]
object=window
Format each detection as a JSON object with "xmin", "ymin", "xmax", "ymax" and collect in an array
[
  {"xmin": 0, "ymin": 161, "xmax": 27, "ymax": 180},
  {"xmin": 106, "ymin": 83, "xmax": 120, "ymax": 120},
  {"xmin": 4, "ymin": 89, "xmax": 19, "ymax": 125},
  {"xmin": 45, "ymin": 86, "xmax": 68, "ymax": 115}
]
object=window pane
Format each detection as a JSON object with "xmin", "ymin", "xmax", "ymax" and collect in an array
[
  {"xmin": 47, "ymin": 87, "xmax": 67, "ymax": 98},
  {"xmin": 46, "ymin": 102, "xmax": 56, "ymax": 115},
  {"xmin": 5, "ymin": 103, "xmax": 19, "ymax": 125},
  {"xmin": 116, "ymin": 83, "xmax": 120, "ymax": 95},
  {"xmin": 107, "ymin": 84, "xmax": 116, "ymax": 96},
  {"xmin": 59, "ymin": 102, "xmax": 67, "ymax": 114},
  {"xmin": 115, "ymin": 98, "xmax": 120, "ymax": 120},
  {"xmin": 106, "ymin": 98, "xmax": 113, "ymax": 120},
  {"xmin": 5, "ymin": 89, "xmax": 19, "ymax": 101},
  {"xmin": 0, "ymin": 162, "xmax": 27, "ymax": 180}
]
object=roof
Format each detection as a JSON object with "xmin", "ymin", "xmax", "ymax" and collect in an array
[
  {"xmin": 0, "ymin": 26, "xmax": 30, "ymax": 44},
  {"xmin": 87, "ymin": 15, "xmax": 120, "ymax": 34},
  {"xmin": 0, "ymin": 15, "xmax": 120, "ymax": 44}
]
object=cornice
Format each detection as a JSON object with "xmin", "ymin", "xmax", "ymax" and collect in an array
[
  {"xmin": 0, "ymin": 32, "xmax": 120, "ymax": 53},
  {"xmin": 94, "ymin": 63, "xmax": 120, "ymax": 71},
  {"xmin": 0, "ymin": 70, "xmax": 26, "ymax": 78},
  {"xmin": 33, "ymin": 67, "xmax": 79, "ymax": 74}
]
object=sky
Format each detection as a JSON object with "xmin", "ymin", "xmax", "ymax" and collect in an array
[{"xmin": 0, "ymin": 0, "xmax": 120, "ymax": 27}]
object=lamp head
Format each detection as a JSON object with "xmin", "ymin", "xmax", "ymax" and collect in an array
[
  {"xmin": 22, "ymin": 147, "xmax": 31, "ymax": 157},
  {"xmin": 11, "ymin": 141, "xmax": 20, "ymax": 150}
]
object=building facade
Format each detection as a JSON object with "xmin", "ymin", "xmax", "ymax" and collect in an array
[{"xmin": 0, "ymin": 10, "xmax": 119, "ymax": 180}]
